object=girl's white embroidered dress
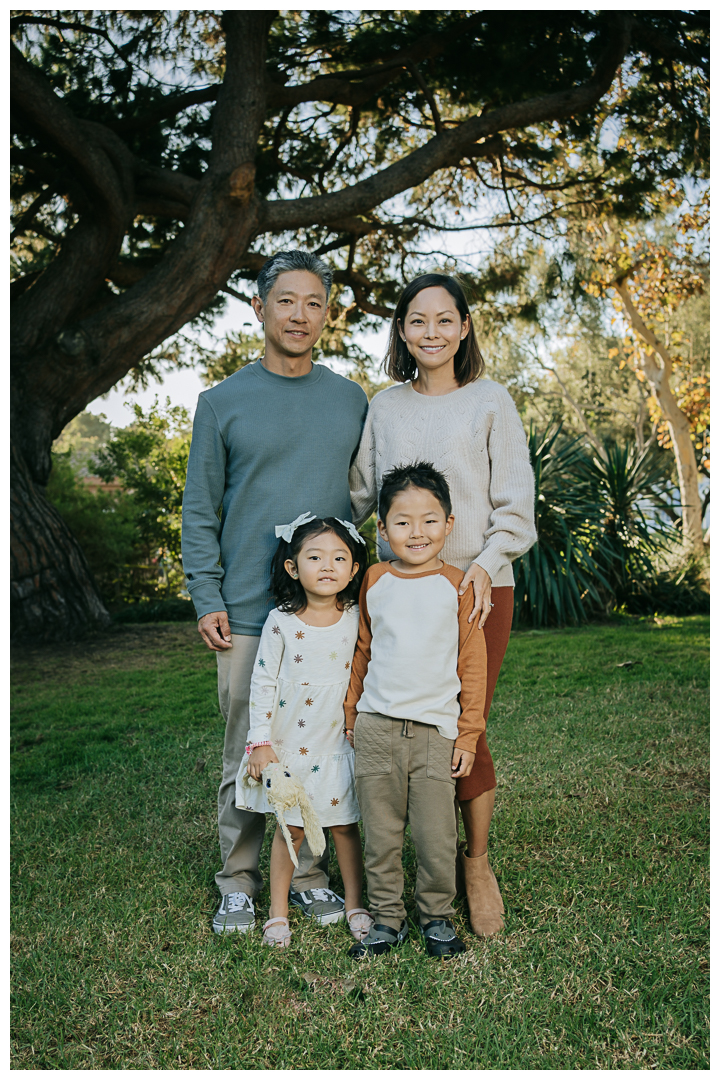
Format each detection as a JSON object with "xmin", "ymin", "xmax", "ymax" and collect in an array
[{"xmin": 236, "ymin": 606, "xmax": 360, "ymax": 827}]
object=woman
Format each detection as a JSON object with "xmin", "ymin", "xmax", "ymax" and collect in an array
[{"xmin": 350, "ymin": 273, "xmax": 536, "ymax": 937}]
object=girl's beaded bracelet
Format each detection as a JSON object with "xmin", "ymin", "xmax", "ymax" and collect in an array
[{"xmin": 245, "ymin": 740, "xmax": 272, "ymax": 755}]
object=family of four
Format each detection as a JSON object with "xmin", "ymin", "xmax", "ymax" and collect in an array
[{"xmin": 181, "ymin": 250, "xmax": 536, "ymax": 958}]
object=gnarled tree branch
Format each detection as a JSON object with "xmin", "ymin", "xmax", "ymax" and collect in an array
[
  {"xmin": 261, "ymin": 15, "xmax": 632, "ymax": 233},
  {"xmin": 10, "ymin": 42, "xmax": 127, "ymax": 217}
]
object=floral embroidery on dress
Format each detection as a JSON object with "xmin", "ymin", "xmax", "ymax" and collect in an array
[{"xmin": 244, "ymin": 605, "xmax": 360, "ymax": 827}]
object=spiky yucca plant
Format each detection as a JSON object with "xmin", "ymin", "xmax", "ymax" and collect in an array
[
  {"xmin": 578, "ymin": 440, "xmax": 679, "ymax": 603},
  {"xmin": 513, "ymin": 424, "xmax": 607, "ymax": 628}
]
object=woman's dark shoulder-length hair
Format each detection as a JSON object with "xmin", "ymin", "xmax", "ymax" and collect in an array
[
  {"xmin": 384, "ymin": 272, "xmax": 485, "ymax": 386},
  {"xmin": 270, "ymin": 517, "xmax": 368, "ymax": 615}
]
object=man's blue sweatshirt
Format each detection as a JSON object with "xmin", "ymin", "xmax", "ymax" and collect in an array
[{"xmin": 181, "ymin": 360, "xmax": 368, "ymax": 635}]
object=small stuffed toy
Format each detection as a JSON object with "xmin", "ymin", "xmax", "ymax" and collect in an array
[{"xmin": 243, "ymin": 761, "xmax": 326, "ymax": 869}]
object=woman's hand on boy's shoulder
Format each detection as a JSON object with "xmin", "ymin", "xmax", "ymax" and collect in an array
[
  {"xmin": 459, "ymin": 564, "xmax": 492, "ymax": 627},
  {"xmin": 451, "ymin": 747, "xmax": 475, "ymax": 779}
]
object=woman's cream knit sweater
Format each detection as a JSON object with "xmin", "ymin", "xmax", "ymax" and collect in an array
[{"xmin": 350, "ymin": 379, "xmax": 537, "ymax": 587}]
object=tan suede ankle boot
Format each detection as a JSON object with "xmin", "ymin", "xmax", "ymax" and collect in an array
[{"xmin": 462, "ymin": 851, "xmax": 504, "ymax": 937}]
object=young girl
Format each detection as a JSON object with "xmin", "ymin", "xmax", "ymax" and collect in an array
[{"xmin": 236, "ymin": 513, "xmax": 372, "ymax": 947}]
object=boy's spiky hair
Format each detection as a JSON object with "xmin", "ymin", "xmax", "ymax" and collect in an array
[{"xmin": 378, "ymin": 461, "xmax": 452, "ymax": 523}]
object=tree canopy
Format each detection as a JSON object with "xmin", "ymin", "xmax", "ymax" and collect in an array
[{"xmin": 10, "ymin": 9, "xmax": 710, "ymax": 639}]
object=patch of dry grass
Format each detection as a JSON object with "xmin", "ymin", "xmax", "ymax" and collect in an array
[{"xmin": 11, "ymin": 616, "xmax": 709, "ymax": 1068}]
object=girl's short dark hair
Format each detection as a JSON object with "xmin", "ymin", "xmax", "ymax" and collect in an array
[
  {"xmin": 378, "ymin": 461, "xmax": 452, "ymax": 524},
  {"xmin": 270, "ymin": 517, "xmax": 368, "ymax": 615},
  {"xmin": 384, "ymin": 273, "xmax": 485, "ymax": 386}
]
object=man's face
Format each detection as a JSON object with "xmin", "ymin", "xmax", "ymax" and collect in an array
[{"xmin": 253, "ymin": 270, "xmax": 327, "ymax": 358}]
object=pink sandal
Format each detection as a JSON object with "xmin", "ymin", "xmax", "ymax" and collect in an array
[
  {"xmin": 346, "ymin": 908, "xmax": 374, "ymax": 941},
  {"xmin": 262, "ymin": 916, "xmax": 292, "ymax": 947}
]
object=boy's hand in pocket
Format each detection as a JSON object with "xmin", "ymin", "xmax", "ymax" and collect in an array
[{"xmin": 451, "ymin": 747, "xmax": 475, "ymax": 779}]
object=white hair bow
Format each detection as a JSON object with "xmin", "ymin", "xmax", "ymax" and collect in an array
[
  {"xmin": 335, "ymin": 518, "xmax": 366, "ymax": 546},
  {"xmin": 275, "ymin": 512, "xmax": 316, "ymax": 543}
]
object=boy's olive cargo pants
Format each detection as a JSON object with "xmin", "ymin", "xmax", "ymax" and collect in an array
[{"xmin": 354, "ymin": 710, "xmax": 458, "ymax": 930}]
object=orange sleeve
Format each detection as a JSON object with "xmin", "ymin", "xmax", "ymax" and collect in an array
[
  {"xmin": 454, "ymin": 583, "xmax": 488, "ymax": 753},
  {"xmin": 343, "ymin": 568, "xmax": 374, "ymax": 730}
]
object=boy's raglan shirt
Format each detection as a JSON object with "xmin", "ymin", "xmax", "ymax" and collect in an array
[{"xmin": 344, "ymin": 561, "xmax": 487, "ymax": 752}]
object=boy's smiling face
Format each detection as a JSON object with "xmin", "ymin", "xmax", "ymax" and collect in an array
[{"xmin": 378, "ymin": 486, "xmax": 454, "ymax": 574}]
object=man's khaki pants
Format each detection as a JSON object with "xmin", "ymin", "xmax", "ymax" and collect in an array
[
  {"xmin": 354, "ymin": 711, "xmax": 458, "ymax": 930},
  {"xmin": 215, "ymin": 634, "xmax": 330, "ymax": 897}
]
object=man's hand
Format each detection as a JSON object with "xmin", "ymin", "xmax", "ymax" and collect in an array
[
  {"xmin": 451, "ymin": 747, "xmax": 476, "ymax": 779},
  {"xmin": 198, "ymin": 610, "xmax": 233, "ymax": 651},
  {"xmin": 459, "ymin": 563, "xmax": 492, "ymax": 628},
  {"xmin": 247, "ymin": 744, "xmax": 279, "ymax": 780}
]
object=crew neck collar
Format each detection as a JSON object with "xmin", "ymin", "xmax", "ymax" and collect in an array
[
  {"xmin": 250, "ymin": 359, "xmax": 324, "ymax": 385},
  {"xmin": 291, "ymin": 607, "xmax": 349, "ymax": 630},
  {"xmin": 406, "ymin": 380, "xmax": 466, "ymax": 400},
  {"xmin": 386, "ymin": 560, "xmax": 446, "ymax": 579}
]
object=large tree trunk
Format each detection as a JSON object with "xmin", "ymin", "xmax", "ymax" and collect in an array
[
  {"xmin": 10, "ymin": 441, "xmax": 111, "ymax": 640},
  {"xmin": 10, "ymin": 11, "xmax": 272, "ymax": 640},
  {"xmin": 614, "ymin": 280, "xmax": 705, "ymax": 555}
]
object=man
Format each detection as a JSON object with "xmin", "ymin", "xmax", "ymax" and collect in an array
[{"xmin": 182, "ymin": 250, "xmax": 367, "ymax": 933}]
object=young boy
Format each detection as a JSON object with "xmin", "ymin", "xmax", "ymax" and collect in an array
[{"xmin": 345, "ymin": 462, "xmax": 487, "ymax": 959}]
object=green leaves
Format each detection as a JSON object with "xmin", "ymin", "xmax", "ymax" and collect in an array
[
  {"xmin": 579, "ymin": 439, "xmax": 676, "ymax": 595},
  {"xmin": 514, "ymin": 424, "xmax": 607, "ymax": 628},
  {"xmin": 512, "ymin": 425, "xmax": 701, "ymax": 627},
  {"xmin": 94, "ymin": 399, "xmax": 191, "ymax": 573},
  {"xmin": 44, "ymin": 399, "xmax": 194, "ymax": 606}
]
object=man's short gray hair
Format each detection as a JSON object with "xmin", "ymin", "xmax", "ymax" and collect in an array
[{"xmin": 256, "ymin": 250, "xmax": 333, "ymax": 304}]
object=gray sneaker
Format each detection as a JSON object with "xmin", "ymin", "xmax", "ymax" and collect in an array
[
  {"xmin": 289, "ymin": 887, "xmax": 345, "ymax": 925},
  {"xmin": 212, "ymin": 891, "xmax": 256, "ymax": 934}
]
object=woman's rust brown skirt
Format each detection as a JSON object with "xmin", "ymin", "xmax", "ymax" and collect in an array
[{"xmin": 456, "ymin": 585, "xmax": 514, "ymax": 802}]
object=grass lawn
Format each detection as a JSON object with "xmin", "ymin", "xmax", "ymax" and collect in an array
[{"xmin": 11, "ymin": 615, "xmax": 709, "ymax": 1069}]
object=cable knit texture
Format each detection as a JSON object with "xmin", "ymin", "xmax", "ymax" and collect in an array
[{"xmin": 350, "ymin": 379, "xmax": 537, "ymax": 586}]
